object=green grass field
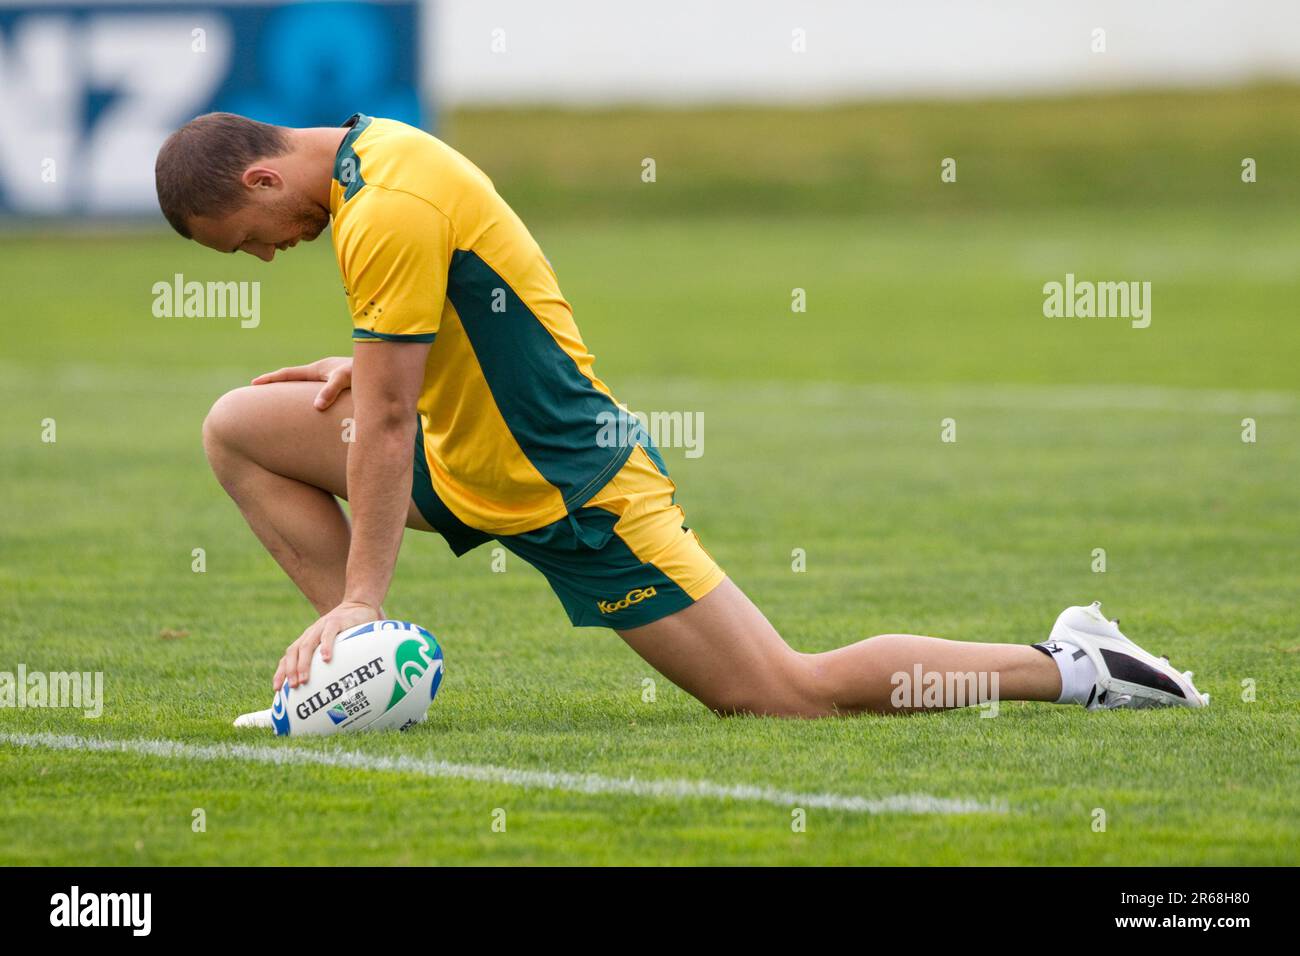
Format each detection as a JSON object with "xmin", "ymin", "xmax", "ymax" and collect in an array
[{"xmin": 1, "ymin": 90, "xmax": 1298, "ymax": 865}]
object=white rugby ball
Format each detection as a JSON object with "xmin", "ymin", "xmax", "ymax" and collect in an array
[{"xmin": 270, "ymin": 620, "xmax": 444, "ymax": 736}]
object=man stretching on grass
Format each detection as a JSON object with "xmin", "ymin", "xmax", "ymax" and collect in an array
[{"xmin": 154, "ymin": 113, "xmax": 1208, "ymax": 725}]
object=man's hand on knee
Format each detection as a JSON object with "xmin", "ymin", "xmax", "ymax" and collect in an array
[{"xmin": 252, "ymin": 356, "xmax": 353, "ymax": 410}]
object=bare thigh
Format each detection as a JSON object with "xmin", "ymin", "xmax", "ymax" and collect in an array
[
  {"xmin": 207, "ymin": 381, "xmax": 434, "ymax": 532},
  {"xmin": 615, "ymin": 577, "xmax": 825, "ymax": 717}
]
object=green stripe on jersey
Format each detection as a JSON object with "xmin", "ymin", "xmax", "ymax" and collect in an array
[
  {"xmin": 447, "ymin": 249, "xmax": 647, "ymax": 509},
  {"xmin": 352, "ymin": 328, "xmax": 437, "ymax": 343}
]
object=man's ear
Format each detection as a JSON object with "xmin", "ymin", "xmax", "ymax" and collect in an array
[{"xmin": 241, "ymin": 165, "xmax": 283, "ymax": 190}]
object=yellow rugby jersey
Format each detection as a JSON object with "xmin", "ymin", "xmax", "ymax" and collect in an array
[{"xmin": 329, "ymin": 114, "xmax": 646, "ymax": 538}]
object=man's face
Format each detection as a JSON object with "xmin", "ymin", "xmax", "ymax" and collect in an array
[{"xmin": 188, "ymin": 186, "xmax": 330, "ymax": 262}]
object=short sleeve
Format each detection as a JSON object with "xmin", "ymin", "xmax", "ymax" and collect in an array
[{"xmin": 334, "ymin": 187, "xmax": 453, "ymax": 343}]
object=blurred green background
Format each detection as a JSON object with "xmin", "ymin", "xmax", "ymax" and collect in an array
[
  {"xmin": 2, "ymin": 88, "xmax": 1297, "ymax": 864},
  {"xmin": 11, "ymin": 87, "xmax": 1300, "ymax": 390}
]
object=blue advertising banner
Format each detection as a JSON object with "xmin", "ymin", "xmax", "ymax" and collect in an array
[{"xmin": 0, "ymin": 0, "xmax": 424, "ymax": 217}]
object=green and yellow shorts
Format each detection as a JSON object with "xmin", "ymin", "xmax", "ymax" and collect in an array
[{"xmin": 411, "ymin": 439, "xmax": 726, "ymax": 629}]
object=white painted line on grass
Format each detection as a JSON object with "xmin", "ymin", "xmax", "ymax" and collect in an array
[{"xmin": 2, "ymin": 731, "xmax": 1007, "ymax": 816}]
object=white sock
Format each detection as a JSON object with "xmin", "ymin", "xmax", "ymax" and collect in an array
[{"xmin": 1032, "ymin": 640, "xmax": 1099, "ymax": 706}]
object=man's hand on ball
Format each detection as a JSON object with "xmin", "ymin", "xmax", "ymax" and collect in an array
[
  {"xmin": 274, "ymin": 600, "xmax": 381, "ymax": 691},
  {"xmin": 251, "ymin": 356, "xmax": 354, "ymax": 410}
]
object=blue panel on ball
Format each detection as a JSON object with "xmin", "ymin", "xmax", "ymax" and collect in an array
[
  {"xmin": 339, "ymin": 621, "xmax": 377, "ymax": 642},
  {"xmin": 271, "ymin": 685, "xmax": 292, "ymax": 736}
]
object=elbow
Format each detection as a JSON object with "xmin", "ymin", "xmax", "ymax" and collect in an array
[{"xmin": 362, "ymin": 398, "xmax": 417, "ymax": 437}]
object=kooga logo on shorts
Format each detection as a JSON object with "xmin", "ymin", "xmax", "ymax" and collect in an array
[{"xmin": 598, "ymin": 587, "xmax": 658, "ymax": 614}]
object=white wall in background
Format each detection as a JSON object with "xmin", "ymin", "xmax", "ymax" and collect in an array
[{"xmin": 430, "ymin": 0, "xmax": 1300, "ymax": 105}]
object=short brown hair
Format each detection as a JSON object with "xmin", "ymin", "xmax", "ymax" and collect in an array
[{"xmin": 155, "ymin": 113, "xmax": 290, "ymax": 238}]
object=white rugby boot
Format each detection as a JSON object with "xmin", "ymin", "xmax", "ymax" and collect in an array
[
  {"xmin": 233, "ymin": 707, "xmax": 275, "ymax": 729},
  {"xmin": 1037, "ymin": 602, "xmax": 1209, "ymax": 710}
]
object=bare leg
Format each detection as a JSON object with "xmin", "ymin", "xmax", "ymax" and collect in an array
[
  {"xmin": 205, "ymin": 383, "xmax": 1060, "ymax": 719},
  {"xmin": 202, "ymin": 382, "xmax": 432, "ymax": 613},
  {"xmin": 617, "ymin": 578, "xmax": 1062, "ymax": 717}
]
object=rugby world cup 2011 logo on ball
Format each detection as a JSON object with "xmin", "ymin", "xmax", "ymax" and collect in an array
[
  {"xmin": 271, "ymin": 620, "xmax": 444, "ymax": 737},
  {"xmin": 373, "ymin": 624, "xmax": 445, "ymax": 731}
]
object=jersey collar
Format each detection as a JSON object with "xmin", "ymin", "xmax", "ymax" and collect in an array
[{"xmin": 331, "ymin": 113, "xmax": 372, "ymax": 214}]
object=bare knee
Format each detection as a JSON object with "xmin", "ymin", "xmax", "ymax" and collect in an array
[
  {"xmin": 202, "ymin": 387, "xmax": 262, "ymax": 475},
  {"xmin": 704, "ymin": 653, "xmax": 837, "ymax": 719}
]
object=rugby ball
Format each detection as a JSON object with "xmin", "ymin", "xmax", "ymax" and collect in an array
[{"xmin": 270, "ymin": 620, "xmax": 444, "ymax": 736}]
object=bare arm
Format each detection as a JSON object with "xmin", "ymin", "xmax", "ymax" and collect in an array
[
  {"xmin": 341, "ymin": 340, "xmax": 429, "ymax": 609},
  {"xmin": 273, "ymin": 341, "xmax": 430, "ymax": 690}
]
